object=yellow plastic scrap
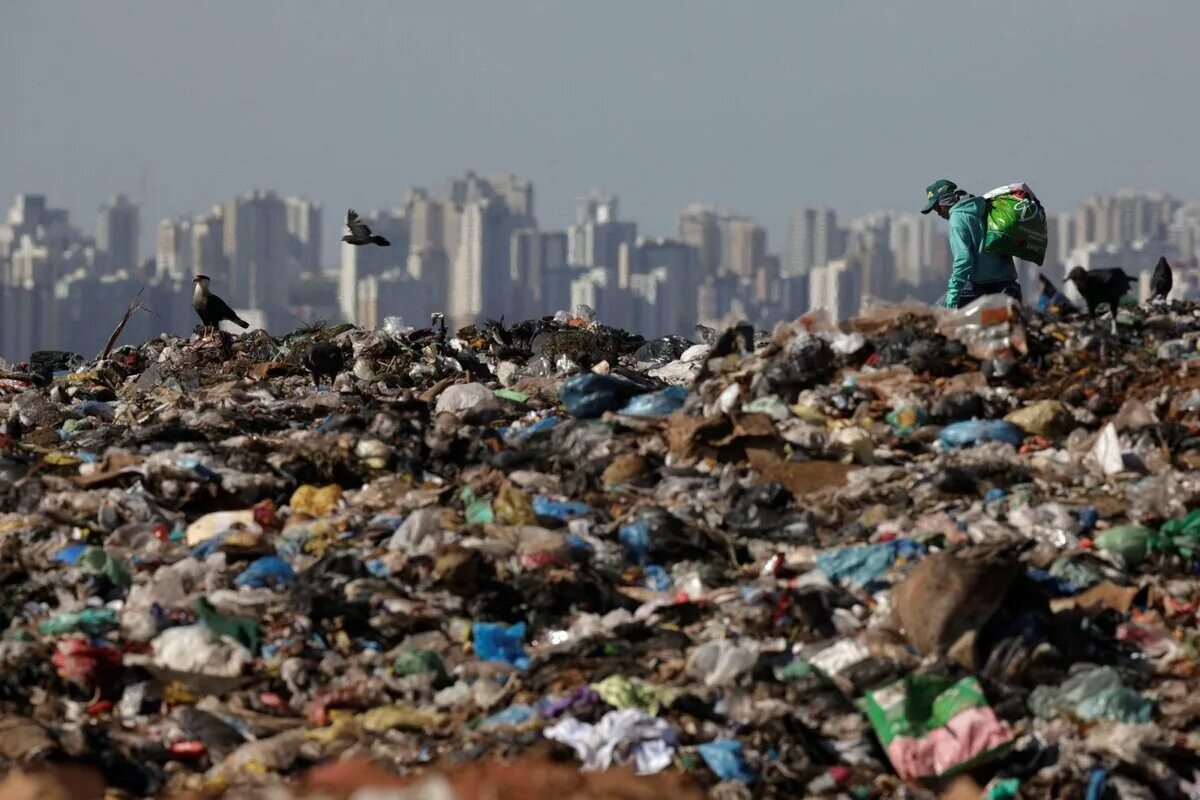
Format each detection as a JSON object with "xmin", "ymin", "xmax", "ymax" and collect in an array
[
  {"xmin": 359, "ymin": 704, "xmax": 445, "ymax": 733},
  {"xmin": 304, "ymin": 714, "xmax": 357, "ymax": 743},
  {"xmin": 494, "ymin": 484, "xmax": 536, "ymax": 526},
  {"xmin": 591, "ymin": 674, "xmax": 666, "ymax": 715},
  {"xmin": 290, "ymin": 484, "xmax": 344, "ymax": 517},
  {"xmin": 789, "ymin": 404, "xmax": 828, "ymax": 425},
  {"xmin": 44, "ymin": 452, "xmax": 82, "ymax": 466},
  {"xmin": 164, "ymin": 681, "xmax": 200, "ymax": 705},
  {"xmin": 301, "ymin": 528, "xmax": 340, "ymax": 557}
]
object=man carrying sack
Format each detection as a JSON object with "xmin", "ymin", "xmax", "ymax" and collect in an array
[{"xmin": 922, "ymin": 178, "xmax": 1028, "ymax": 309}]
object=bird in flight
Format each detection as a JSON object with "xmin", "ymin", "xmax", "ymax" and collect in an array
[
  {"xmin": 192, "ymin": 275, "xmax": 249, "ymax": 338},
  {"xmin": 342, "ymin": 209, "xmax": 390, "ymax": 246}
]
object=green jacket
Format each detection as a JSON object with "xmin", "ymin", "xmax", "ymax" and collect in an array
[{"xmin": 945, "ymin": 196, "xmax": 1017, "ymax": 307}]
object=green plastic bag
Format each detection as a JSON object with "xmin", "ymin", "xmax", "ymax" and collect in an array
[
  {"xmin": 983, "ymin": 186, "xmax": 1047, "ymax": 266},
  {"xmin": 1093, "ymin": 525, "xmax": 1156, "ymax": 565},
  {"xmin": 1155, "ymin": 509, "xmax": 1200, "ymax": 558}
]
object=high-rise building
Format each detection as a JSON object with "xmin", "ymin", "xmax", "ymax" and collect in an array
[
  {"xmin": 410, "ymin": 247, "xmax": 451, "ymax": 316},
  {"xmin": 285, "ymin": 196, "xmax": 322, "ymax": 272},
  {"xmin": 541, "ymin": 264, "xmax": 584, "ymax": 315},
  {"xmin": 788, "ymin": 206, "xmax": 841, "ymax": 275},
  {"xmin": 191, "ymin": 207, "xmax": 226, "ymax": 281},
  {"xmin": 96, "ymin": 194, "xmax": 139, "ymax": 274},
  {"xmin": 634, "ymin": 237, "xmax": 699, "ymax": 334},
  {"xmin": 629, "ymin": 267, "xmax": 673, "ymax": 338},
  {"xmin": 720, "ymin": 215, "xmax": 766, "ymax": 277},
  {"xmin": 407, "ymin": 188, "xmax": 444, "ymax": 254},
  {"xmin": 358, "ymin": 269, "xmax": 434, "ymax": 330},
  {"xmin": 156, "ymin": 219, "xmax": 193, "ymax": 280},
  {"xmin": 808, "ymin": 258, "xmax": 862, "ymax": 324},
  {"xmin": 1045, "ymin": 212, "xmax": 1075, "ymax": 269},
  {"xmin": 568, "ymin": 192, "xmax": 636, "ymax": 272},
  {"xmin": 1169, "ymin": 204, "xmax": 1200, "ymax": 265},
  {"xmin": 697, "ymin": 274, "xmax": 745, "ymax": 326},
  {"xmin": 678, "ymin": 204, "xmax": 721, "ymax": 278},
  {"xmin": 449, "ymin": 196, "xmax": 512, "ymax": 327},
  {"xmin": 509, "ymin": 228, "xmax": 555, "ymax": 319},
  {"xmin": 488, "ymin": 173, "xmax": 535, "ymax": 219},
  {"xmin": 541, "ymin": 232, "xmax": 568, "ymax": 271},
  {"xmin": 220, "ymin": 190, "xmax": 322, "ymax": 319},
  {"xmin": 222, "ymin": 190, "xmax": 290, "ymax": 311},
  {"xmin": 1074, "ymin": 191, "xmax": 1178, "ymax": 248}
]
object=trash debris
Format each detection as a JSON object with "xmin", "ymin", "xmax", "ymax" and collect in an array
[
  {"xmin": 0, "ymin": 303, "xmax": 1197, "ymax": 797},
  {"xmin": 865, "ymin": 674, "xmax": 1014, "ymax": 781}
]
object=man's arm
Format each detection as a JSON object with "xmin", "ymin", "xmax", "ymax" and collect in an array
[{"xmin": 944, "ymin": 214, "xmax": 976, "ymax": 308}]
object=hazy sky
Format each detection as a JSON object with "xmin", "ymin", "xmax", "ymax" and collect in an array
[{"xmin": 3, "ymin": 1, "xmax": 1197, "ymax": 264}]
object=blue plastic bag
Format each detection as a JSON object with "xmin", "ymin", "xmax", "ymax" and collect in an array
[
  {"xmin": 939, "ymin": 419, "xmax": 1025, "ymax": 449},
  {"xmin": 559, "ymin": 374, "xmax": 646, "ymax": 418},
  {"xmin": 53, "ymin": 544, "xmax": 88, "ymax": 565},
  {"xmin": 697, "ymin": 739, "xmax": 756, "ymax": 783},
  {"xmin": 503, "ymin": 415, "xmax": 559, "ymax": 443},
  {"xmin": 816, "ymin": 540, "xmax": 921, "ymax": 588},
  {"xmin": 643, "ymin": 564, "xmax": 673, "ymax": 592},
  {"xmin": 533, "ymin": 496, "xmax": 591, "ymax": 520},
  {"xmin": 619, "ymin": 520, "xmax": 652, "ymax": 565},
  {"xmin": 619, "ymin": 386, "xmax": 689, "ymax": 418},
  {"xmin": 472, "ymin": 621, "xmax": 531, "ymax": 669},
  {"xmin": 481, "ymin": 704, "xmax": 537, "ymax": 728},
  {"xmin": 234, "ymin": 556, "xmax": 296, "ymax": 589}
]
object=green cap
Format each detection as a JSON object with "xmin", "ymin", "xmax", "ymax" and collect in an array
[{"xmin": 921, "ymin": 178, "xmax": 958, "ymax": 214}]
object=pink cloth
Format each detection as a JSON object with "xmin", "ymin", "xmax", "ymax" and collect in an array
[{"xmin": 885, "ymin": 706, "xmax": 1013, "ymax": 781}]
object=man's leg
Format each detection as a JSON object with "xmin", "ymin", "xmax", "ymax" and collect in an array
[{"xmin": 954, "ymin": 280, "xmax": 980, "ymax": 309}]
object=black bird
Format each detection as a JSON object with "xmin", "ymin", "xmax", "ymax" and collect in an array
[
  {"xmin": 192, "ymin": 275, "xmax": 249, "ymax": 337},
  {"xmin": 300, "ymin": 341, "xmax": 345, "ymax": 387},
  {"xmin": 1152, "ymin": 256, "xmax": 1173, "ymax": 302},
  {"xmin": 342, "ymin": 209, "xmax": 390, "ymax": 246},
  {"xmin": 1066, "ymin": 267, "xmax": 1133, "ymax": 320}
]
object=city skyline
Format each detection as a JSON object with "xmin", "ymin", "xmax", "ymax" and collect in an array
[
  {"xmin": 5, "ymin": 2, "xmax": 1200, "ymax": 266},
  {"xmin": 3, "ymin": 175, "xmax": 1197, "ymax": 362},
  {"xmin": 7, "ymin": 176, "xmax": 1200, "ymax": 272}
]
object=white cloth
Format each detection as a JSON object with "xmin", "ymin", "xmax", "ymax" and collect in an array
[{"xmin": 544, "ymin": 709, "xmax": 677, "ymax": 775}]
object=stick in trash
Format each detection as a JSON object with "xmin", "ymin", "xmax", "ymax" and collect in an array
[{"xmin": 100, "ymin": 287, "xmax": 148, "ymax": 361}]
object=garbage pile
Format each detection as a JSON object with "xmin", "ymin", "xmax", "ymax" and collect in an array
[{"xmin": 4, "ymin": 297, "xmax": 1200, "ymax": 798}]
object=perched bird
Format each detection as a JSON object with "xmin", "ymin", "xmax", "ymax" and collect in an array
[
  {"xmin": 1152, "ymin": 256, "xmax": 1173, "ymax": 302},
  {"xmin": 342, "ymin": 209, "xmax": 390, "ymax": 247},
  {"xmin": 432, "ymin": 312, "xmax": 447, "ymax": 344},
  {"xmin": 300, "ymin": 341, "xmax": 345, "ymax": 387},
  {"xmin": 484, "ymin": 317, "xmax": 510, "ymax": 347},
  {"xmin": 192, "ymin": 275, "xmax": 249, "ymax": 337},
  {"xmin": 1066, "ymin": 267, "xmax": 1133, "ymax": 323}
]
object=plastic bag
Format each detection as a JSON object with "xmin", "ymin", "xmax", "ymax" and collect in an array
[
  {"xmin": 559, "ymin": 374, "xmax": 646, "ymax": 418},
  {"xmin": 697, "ymin": 739, "xmax": 756, "ymax": 783},
  {"xmin": 619, "ymin": 386, "xmax": 689, "ymax": 418},
  {"xmin": 983, "ymin": 183, "xmax": 1047, "ymax": 266},
  {"xmin": 939, "ymin": 419, "xmax": 1025, "ymax": 449},
  {"xmin": 1028, "ymin": 665, "xmax": 1153, "ymax": 723},
  {"xmin": 940, "ymin": 294, "xmax": 1028, "ymax": 365},
  {"xmin": 234, "ymin": 556, "xmax": 296, "ymax": 589},
  {"xmin": 472, "ymin": 621, "xmax": 530, "ymax": 669},
  {"xmin": 1093, "ymin": 525, "xmax": 1154, "ymax": 566}
]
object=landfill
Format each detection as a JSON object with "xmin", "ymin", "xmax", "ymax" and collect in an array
[{"xmin": 2, "ymin": 296, "xmax": 1200, "ymax": 798}]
